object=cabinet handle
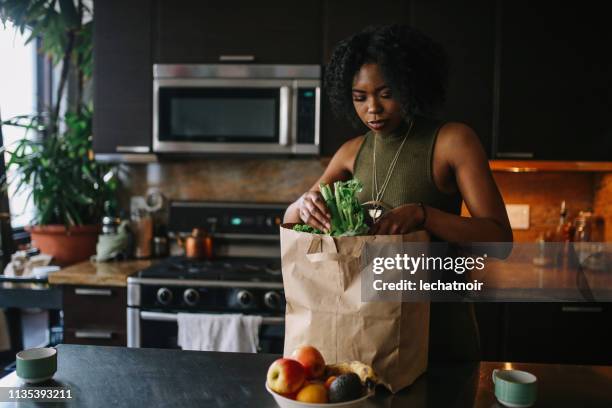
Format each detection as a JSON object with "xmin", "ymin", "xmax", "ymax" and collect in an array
[
  {"xmin": 75, "ymin": 330, "xmax": 113, "ymax": 339},
  {"xmin": 116, "ymin": 145, "xmax": 150, "ymax": 153},
  {"xmin": 75, "ymin": 288, "xmax": 113, "ymax": 297},
  {"xmin": 561, "ymin": 306, "xmax": 603, "ymax": 313},
  {"xmin": 496, "ymin": 152, "xmax": 534, "ymax": 159},
  {"xmin": 218, "ymin": 54, "xmax": 255, "ymax": 62}
]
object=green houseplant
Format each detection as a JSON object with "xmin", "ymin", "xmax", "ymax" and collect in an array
[{"xmin": 1, "ymin": 0, "xmax": 119, "ymax": 265}]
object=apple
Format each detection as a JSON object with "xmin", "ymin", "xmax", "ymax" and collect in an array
[
  {"xmin": 266, "ymin": 358, "xmax": 306, "ymax": 394},
  {"xmin": 291, "ymin": 345, "xmax": 326, "ymax": 379},
  {"xmin": 281, "ymin": 391, "xmax": 298, "ymax": 400}
]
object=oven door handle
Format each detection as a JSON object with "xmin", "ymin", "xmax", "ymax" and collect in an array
[{"xmin": 140, "ymin": 311, "xmax": 285, "ymax": 325}]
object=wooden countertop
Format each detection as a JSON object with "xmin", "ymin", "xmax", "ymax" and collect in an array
[{"xmin": 48, "ymin": 260, "xmax": 153, "ymax": 287}]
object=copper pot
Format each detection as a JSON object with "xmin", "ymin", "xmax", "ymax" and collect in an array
[{"xmin": 178, "ymin": 228, "xmax": 214, "ymax": 259}]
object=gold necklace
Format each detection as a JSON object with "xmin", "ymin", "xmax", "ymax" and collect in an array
[{"xmin": 367, "ymin": 118, "xmax": 415, "ymax": 222}]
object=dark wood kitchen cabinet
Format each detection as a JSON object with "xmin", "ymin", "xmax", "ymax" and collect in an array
[
  {"xmin": 153, "ymin": 0, "xmax": 322, "ymax": 64},
  {"xmin": 473, "ymin": 303, "xmax": 504, "ymax": 361},
  {"xmin": 93, "ymin": 0, "xmax": 153, "ymax": 155},
  {"xmin": 501, "ymin": 303, "xmax": 612, "ymax": 365},
  {"xmin": 320, "ymin": 0, "xmax": 410, "ymax": 157},
  {"xmin": 62, "ymin": 286, "xmax": 127, "ymax": 346},
  {"xmin": 319, "ymin": 0, "xmax": 496, "ymax": 157},
  {"xmin": 493, "ymin": 1, "xmax": 612, "ymax": 161},
  {"xmin": 410, "ymin": 0, "xmax": 497, "ymax": 156}
]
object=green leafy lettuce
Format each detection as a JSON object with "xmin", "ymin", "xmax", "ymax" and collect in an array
[{"xmin": 292, "ymin": 178, "xmax": 369, "ymax": 236}]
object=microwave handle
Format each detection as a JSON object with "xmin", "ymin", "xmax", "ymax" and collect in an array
[
  {"xmin": 218, "ymin": 54, "xmax": 255, "ymax": 62},
  {"xmin": 279, "ymin": 86, "xmax": 291, "ymax": 146}
]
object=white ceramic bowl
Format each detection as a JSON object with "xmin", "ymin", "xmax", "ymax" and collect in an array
[{"xmin": 265, "ymin": 383, "xmax": 372, "ymax": 408}]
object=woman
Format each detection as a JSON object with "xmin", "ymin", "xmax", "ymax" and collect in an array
[{"xmin": 284, "ymin": 24, "xmax": 513, "ymax": 362}]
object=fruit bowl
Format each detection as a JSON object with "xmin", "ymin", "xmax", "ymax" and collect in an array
[{"xmin": 265, "ymin": 383, "xmax": 373, "ymax": 408}]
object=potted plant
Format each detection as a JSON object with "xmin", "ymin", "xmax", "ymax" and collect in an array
[{"xmin": 1, "ymin": 1, "xmax": 119, "ymax": 266}]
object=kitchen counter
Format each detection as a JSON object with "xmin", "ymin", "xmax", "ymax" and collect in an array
[
  {"xmin": 466, "ymin": 257, "xmax": 612, "ymax": 301},
  {"xmin": 48, "ymin": 260, "xmax": 153, "ymax": 287},
  {"xmin": 0, "ymin": 344, "xmax": 611, "ymax": 407}
]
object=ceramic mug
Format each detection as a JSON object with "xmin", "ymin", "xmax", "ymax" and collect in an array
[
  {"xmin": 492, "ymin": 369, "xmax": 537, "ymax": 408},
  {"xmin": 16, "ymin": 347, "xmax": 57, "ymax": 383}
]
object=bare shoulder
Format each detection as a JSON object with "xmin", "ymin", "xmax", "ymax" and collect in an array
[
  {"xmin": 435, "ymin": 122, "xmax": 487, "ymax": 166},
  {"xmin": 437, "ymin": 122, "xmax": 480, "ymax": 148},
  {"xmin": 338, "ymin": 134, "xmax": 366, "ymax": 156},
  {"xmin": 318, "ymin": 134, "xmax": 366, "ymax": 185},
  {"xmin": 331, "ymin": 134, "xmax": 366, "ymax": 170}
]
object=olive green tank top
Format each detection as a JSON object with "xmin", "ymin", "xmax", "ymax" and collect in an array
[
  {"xmin": 353, "ymin": 115, "xmax": 481, "ymax": 362},
  {"xmin": 353, "ymin": 115, "xmax": 462, "ymax": 218}
]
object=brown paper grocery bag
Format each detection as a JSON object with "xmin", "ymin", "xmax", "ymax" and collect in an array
[{"xmin": 280, "ymin": 224, "xmax": 430, "ymax": 393}]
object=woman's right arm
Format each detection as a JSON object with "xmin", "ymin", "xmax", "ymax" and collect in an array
[{"xmin": 283, "ymin": 136, "xmax": 364, "ymax": 232}]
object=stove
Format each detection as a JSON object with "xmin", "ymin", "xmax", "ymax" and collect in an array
[
  {"xmin": 134, "ymin": 256, "xmax": 282, "ymax": 282},
  {"xmin": 127, "ymin": 201, "xmax": 287, "ymax": 352}
]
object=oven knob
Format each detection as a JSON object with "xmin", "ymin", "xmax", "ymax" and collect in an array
[
  {"xmin": 264, "ymin": 291, "xmax": 281, "ymax": 310},
  {"xmin": 236, "ymin": 290, "xmax": 253, "ymax": 307},
  {"xmin": 183, "ymin": 288, "xmax": 200, "ymax": 306},
  {"xmin": 157, "ymin": 287, "xmax": 173, "ymax": 305}
]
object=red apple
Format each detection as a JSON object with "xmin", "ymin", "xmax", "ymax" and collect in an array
[
  {"xmin": 291, "ymin": 345, "xmax": 326, "ymax": 379},
  {"xmin": 281, "ymin": 390, "xmax": 298, "ymax": 400},
  {"xmin": 266, "ymin": 358, "xmax": 306, "ymax": 394}
]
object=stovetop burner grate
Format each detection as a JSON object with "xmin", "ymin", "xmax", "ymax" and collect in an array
[{"xmin": 136, "ymin": 256, "xmax": 282, "ymax": 282}]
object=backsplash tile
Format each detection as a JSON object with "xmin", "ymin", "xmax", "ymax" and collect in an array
[
  {"xmin": 120, "ymin": 159, "xmax": 325, "ymax": 204},
  {"xmin": 120, "ymin": 160, "xmax": 610, "ymax": 242}
]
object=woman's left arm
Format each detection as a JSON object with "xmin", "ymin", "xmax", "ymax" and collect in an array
[{"xmin": 371, "ymin": 123, "xmax": 513, "ymax": 244}]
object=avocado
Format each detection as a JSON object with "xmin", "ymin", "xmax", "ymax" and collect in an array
[{"xmin": 328, "ymin": 373, "xmax": 364, "ymax": 403}]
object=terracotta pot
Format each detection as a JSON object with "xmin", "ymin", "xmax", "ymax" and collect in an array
[{"xmin": 27, "ymin": 225, "xmax": 100, "ymax": 266}]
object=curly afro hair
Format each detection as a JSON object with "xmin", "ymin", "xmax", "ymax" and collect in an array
[{"xmin": 325, "ymin": 24, "xmax": 449, "ymax": 128}]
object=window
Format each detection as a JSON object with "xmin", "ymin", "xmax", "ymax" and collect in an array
[{"xmin": 0, "ymin": 21, "xmax": 37, "ymax": 228}]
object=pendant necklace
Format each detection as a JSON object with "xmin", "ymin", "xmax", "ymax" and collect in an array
[{"xmin": 366, "ymin": 118, "xmax": 415, "ymax": 222}]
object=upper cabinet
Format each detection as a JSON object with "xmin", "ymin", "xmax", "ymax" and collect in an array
[
  {"xmin": 153, "ymin": 0, "xmax": 322, "ymax": 64},
  {"xmin": 320, "ymin": 0, "xmax": 496, "ymax": 158},
  {"xmin": 320, "ymin": 0, "xmax": 410, "ymax": 157},
  {"xmin": 410, "ymin": 0, "xmax": 496, "ymax": 156},
  {"xmin": 493, "ymin": 1, "xmax": 612, "ymax": 161},
  {"xmin": 93, "ymin": 0, "xmax": 611, "ymax": 161},
  {"xmin": 93, "ymin": 0, "xmax": 153, "ymax": 155}
]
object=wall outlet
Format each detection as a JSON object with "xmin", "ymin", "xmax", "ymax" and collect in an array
[{"xmin": 506, "ymin": 204, "xmax": 530, "ymax": 230}]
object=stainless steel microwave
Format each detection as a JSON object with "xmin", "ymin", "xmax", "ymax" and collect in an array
[{"xmin": 153, "ymin": 64, "xmax": 320, "ymax": 155}]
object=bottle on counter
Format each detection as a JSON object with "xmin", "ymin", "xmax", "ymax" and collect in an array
[
  {"xmin": 545, "ymin": 200, "xmax": 575, "ymax": 268},
  {"xmin": 553, "ymin": 200, "xmax": 574, "ymax": 242}
]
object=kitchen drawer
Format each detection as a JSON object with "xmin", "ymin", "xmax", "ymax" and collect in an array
[
  {"xmin": 63, "ymin": 328, "xmax": 127, "ymax": 347},
  {"xmin": 63, "ymin": 286, "xmax": 126, "ymax": 329}
]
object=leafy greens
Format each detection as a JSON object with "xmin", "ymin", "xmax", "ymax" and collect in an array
[{"xmin": 292, "ymin": 178, "xmax": 369, "ymax": 236}]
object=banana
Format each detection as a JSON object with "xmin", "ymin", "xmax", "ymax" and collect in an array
[{"xmin": 325, "ymin": 361, "xmax": 379, "ymax": 388}]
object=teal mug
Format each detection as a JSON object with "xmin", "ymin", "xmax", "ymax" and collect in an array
[
  {"xmin": 16, "ymin": 347, "xmax": 57, "ymax": 383},
  {"xmin": 492, "ymin": 369, "xmax": 537, "ymax": 407}
]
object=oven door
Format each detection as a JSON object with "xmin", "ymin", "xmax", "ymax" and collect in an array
[
  {"xmin": 127, "ymin": 308, "xmax": 285, "ymax": 353},
  {"xmin": 153, "ymin": 78, "xmax": 293, "ymax": 154}
]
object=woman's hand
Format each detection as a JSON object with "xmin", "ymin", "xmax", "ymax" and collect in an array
[
  {"xmin": 297, "ymin": 191, "xmax": 332, "ymax": 233},
  {"xmin": 370, "ymin": 203, "xmax": 425, "ymax": 235}
]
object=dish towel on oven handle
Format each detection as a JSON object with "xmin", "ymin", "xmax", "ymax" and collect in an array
[{"xmin": 177, "ymin": 313, "xmax": 263, "ymax": 353}]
